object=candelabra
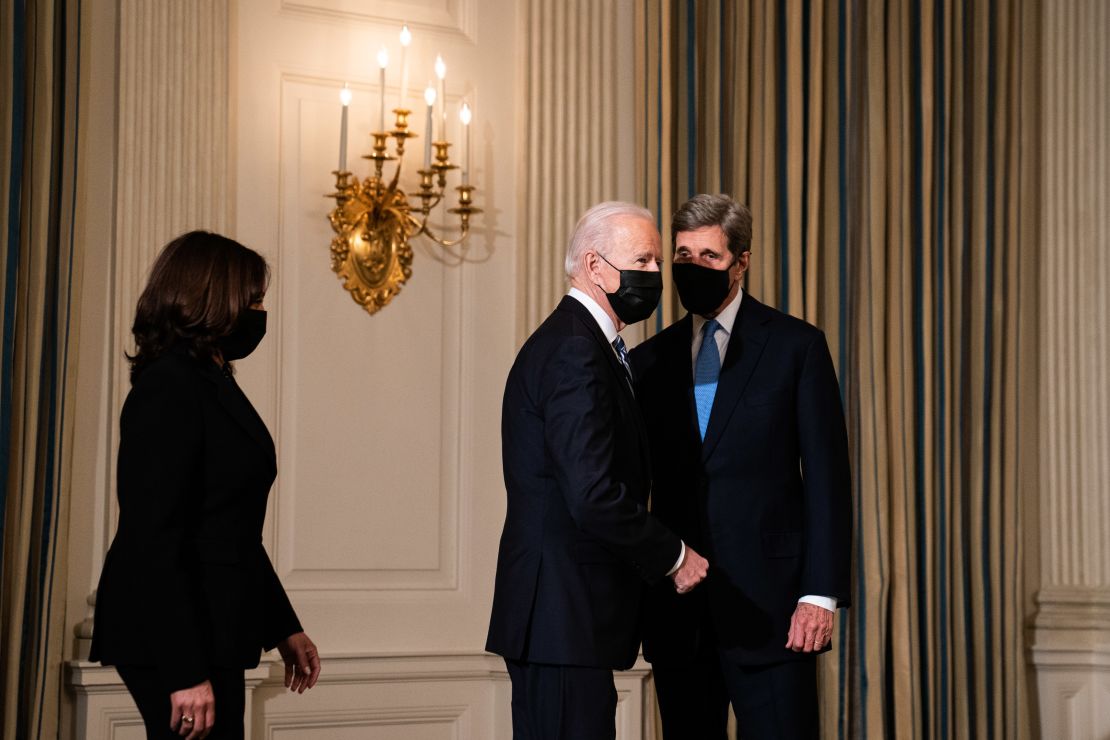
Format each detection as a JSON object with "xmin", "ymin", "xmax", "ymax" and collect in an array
[{"xmin": 326, "ymin": 108, "xmax": 480, "ymax": 315}]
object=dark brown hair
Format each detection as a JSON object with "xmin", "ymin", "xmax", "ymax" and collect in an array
[
  {"xmin": 128, "ymin": 231, "xmax": 269, "ymax": 382},
  {"xmin": 671, "ymin": 194, "xmax": 753, "ymax": 260}
]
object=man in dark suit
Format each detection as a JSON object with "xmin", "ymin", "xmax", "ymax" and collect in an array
[
  {"xmin": 487, "ymin": 201, "xmax": 710, "ymax": 739},
  {"xmin": 631, "ymin": 194, "xmax": 852, "ymax": 739}
]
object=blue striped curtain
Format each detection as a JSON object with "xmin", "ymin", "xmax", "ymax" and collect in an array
[
  {"xmin": 1, "ymin": 0, "xmax": 82, "ymax": 737},
  {"xmin": 636, "ymin": 1, "xmax": 1035, "ymax": 737}
]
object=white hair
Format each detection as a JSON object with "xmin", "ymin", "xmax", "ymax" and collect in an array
[{"xmin": 564, "ymin": 201, "xmax": 655, "ymax": 277}]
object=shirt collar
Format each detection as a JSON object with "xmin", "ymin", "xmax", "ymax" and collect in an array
[
  {"xmin": 568, "ymin": 287, "xmax": 619, "ymax": 344},
  {"xmin": 691, "ymin": 286, "xmax": 744, "ymax": 339}
]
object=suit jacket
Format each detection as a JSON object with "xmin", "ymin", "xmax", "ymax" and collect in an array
[
  {"xmin": 630, "ymin": 294, "xmax": 851, "ymax": 666},
  {"xmin": 486, "ymin": 296, "xmax": 682, "ymax": 669},
  {"xmin": 90, "ymin": 348, "xmax": 302, "ymax": 691}
]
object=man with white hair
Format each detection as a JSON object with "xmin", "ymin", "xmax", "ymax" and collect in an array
[{"xmin": 487, "ymin": 202, "xmax": 710, "ymax": 738}]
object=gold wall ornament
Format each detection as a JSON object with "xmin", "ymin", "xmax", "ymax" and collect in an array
[{"xmin": 326, "ymin": 105, "xmax": 481, "ymax": 316}]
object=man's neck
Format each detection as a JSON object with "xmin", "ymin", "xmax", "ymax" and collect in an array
[{"xmin": 569, "ymin": 275, "xmax": 625, "ymax": 332}]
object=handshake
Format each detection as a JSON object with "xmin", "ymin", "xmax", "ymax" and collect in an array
[{"xmin": 670, "ymin": 545, "xmax": 710, "ymax": 594}]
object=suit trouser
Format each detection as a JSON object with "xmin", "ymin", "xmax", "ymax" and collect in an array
[
  {"xmin": 504, "ymin": 658, "xmax": 617, "ymax": 740},
  {"xmin": 652, "ymin": 640, "xmax": 818, "ymax": 740},
  {"xmin": 116, "ymin": 665, "xmax": 246, "ymax": 740}
]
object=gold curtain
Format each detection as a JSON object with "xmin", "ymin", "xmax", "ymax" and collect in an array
[
  {"xmin": 637, "ymin": 1, "xmax": 1037, "ymax": 737},
  {"xmin": 0, "ymin": 0, "xmax": 83, "ymax": 737}
]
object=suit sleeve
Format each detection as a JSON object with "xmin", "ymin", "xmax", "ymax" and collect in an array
[
  {"xmin": 116, "ymin": 374, "xmax": 210, "ymax": 691},
  {"xmin": 542, "ymin": 336, "xmax": 682, "ymax": 581},
  {"xmin": 258, "ymin": 547, "xmax": 304, "ymax": 650},
  {"xmin": 796, "ymin": 331, "xmax": 853, "ymax": 606}
]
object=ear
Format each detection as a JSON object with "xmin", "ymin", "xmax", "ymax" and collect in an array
[
  {"xmin": 735, "ymin": 250, "xmax": 752, "ymax": 275},
  {"xmin": 583, "ymin": 250, "xmax": 602, "ymax": 283}
]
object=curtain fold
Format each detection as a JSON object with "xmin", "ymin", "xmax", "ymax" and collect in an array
[
  {"xmin": 637, "ymin": 1, "xmax": 1033, "ymax": 737},
  {"xmin": 0, "ymin": 0, "xmax": 82, "ymax": 737}
]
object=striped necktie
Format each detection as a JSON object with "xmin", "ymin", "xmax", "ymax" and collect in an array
[
  {"xmin": 612, "ymin": 335, "xmax": 633, "ymax": 383},
  {"xmin": 694, "ymin": 319, "xmax": 722, "ymax": 439}
]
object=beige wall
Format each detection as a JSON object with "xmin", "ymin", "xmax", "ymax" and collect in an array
[{"xmin": 63, "ymin": 0, "xmax": 651, "ymax": 738}]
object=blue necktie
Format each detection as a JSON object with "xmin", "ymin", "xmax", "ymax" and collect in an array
[
  {"xmin": 612, "ymin": 335, "xmax": 633, "ymax": 383},
  {"xmin": 694, "ymin": 319, "xmax": 722, "ymax": 439}
]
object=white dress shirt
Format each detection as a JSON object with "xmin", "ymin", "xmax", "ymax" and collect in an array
[
  {"xmin": 690, "ymin": 288, "xmax": 837, "ymax": 613},
  {"xmin": 568, "ymin": 288, "xmax": 687, "ymax": 576}
]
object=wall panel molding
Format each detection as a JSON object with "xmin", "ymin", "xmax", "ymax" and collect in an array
[
  {"xmin": 1034, "ymin": 0, "xmax": 1110, "ymax": 737},
  {"xmin": 69, "ymin": 655, "xmax": 653, "ymax": 739},
  {"xmin": 270, "ymin": 75, "xmax": 463, "ymax": 593},
  {"xmin": 280, "ymin": 0, "xmax": 476, "ymax": 41}
]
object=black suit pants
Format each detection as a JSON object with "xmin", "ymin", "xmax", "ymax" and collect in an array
[
  {"xmin": 652, "ymin": 639, "xmax": 818, "ymax": 740},
  {"xmin": 117, "ymin": 666, "xmax": 246, "ymax": 740},
  {"xmin": 505, "ymin": 659, "xmax": 617, "ymax": 740}
]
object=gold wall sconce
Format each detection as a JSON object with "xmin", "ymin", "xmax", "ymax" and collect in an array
[{"xmin": 327, "ymin": 34, "xmax": 481, "ymax": 316}]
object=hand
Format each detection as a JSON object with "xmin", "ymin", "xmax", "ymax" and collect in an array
[
  {"xmin": 277, "ymin": 632, "xmax": 321, "ymax": 693},
  {"xmin": 785, "ymin": 602, "xmax": 835, "ymax": 652},
  {"xmin": 169, "ymin": 680, "xmax": 214, "ymax": 739},
  {"xmin": 670, "ymin": 545, "xmax": 709, "ymax": 594}
]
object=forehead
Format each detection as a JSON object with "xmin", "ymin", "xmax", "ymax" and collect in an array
[
  {"xmin": 611, "ymin": 216, "xmax": 661, "ymax": 254},
  {"xmin": 675, "ymin": 225, "xmax": 728, "ymax": 252}
]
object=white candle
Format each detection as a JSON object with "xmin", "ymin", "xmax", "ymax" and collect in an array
[
  {"xmin": 377, "ymin": 47, "xmax": 389, "ymax": 131},
  {"xmin": 423, "ymin": 85, "xmax": 436, "ymax": 168},
  {"xmin": 459, "ymin": 101, "xmax": 472, "ymax": 186},
  {"xmin": 434, "ymin": 55, "xmax": 447, "ymax": 141},
  {"xmin": 399, "ymin": 25, "xmax": 411, "ymax": 110},
  {"xmin": 339, "ymin": 84, "xmax": 352, "ymax": 171}
]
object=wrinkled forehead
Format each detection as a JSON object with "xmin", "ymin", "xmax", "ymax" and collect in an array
[
  {"xmin": 608, "ymin": 216, "xmax": 661, "ymax": 255},
  {"xmin": 674, "ymin": 225, "xmax": 728, "ymax": 252}
]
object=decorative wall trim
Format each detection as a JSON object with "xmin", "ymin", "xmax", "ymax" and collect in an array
[
  {"xmin": 1039, "ymin": 0, "xmax": 1110, "ymax": 591},
  {"xmin": 280, "ymin": 0, "xmax": 476, "ymax": 42},
  {"xmin": 68, "ymin": 654, "xmax": 654, "ymax": 739},
  {"xmin": 261, "ymin": 705, "xmax": 467, "ymax": 737},
  {"xmin": 270, "ymin": 75, "xmax": 463, "ymax": 593},
  {"xmin": 1035, "ymin": 0, "xmax": 1110, "ymax": 737}
]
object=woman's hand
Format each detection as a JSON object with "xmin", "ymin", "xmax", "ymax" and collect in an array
[
  {"xmin": 169, "ymin": 680, "xmax": 215, "ymax": 739},
  {"xmin": 277, "ymin": 632, "xmax": 321, "ymax": 693}
]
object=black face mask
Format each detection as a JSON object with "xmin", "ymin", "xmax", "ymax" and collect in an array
[
  {"xmin": 218, "ymin": 308, "xmax": 267, "ymax": 361},
  {"xmin": 672, "ymin": 260, "xmax": 736, "ymax": 316},
  {"xmin": 597, "ymin": 252, "xmax": 663, "ymax": 325}
]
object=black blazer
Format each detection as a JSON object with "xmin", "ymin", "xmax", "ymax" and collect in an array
[
  {"xmin": 90, "ymin": 348, "xmax": 302, "ymax": 691},
  {"xmin": 486, "ymin": 296, "xmax": 682, "ymax": 670},
  {"xmin": 631, "ymin": 294, "xmax": 851, "ymax": 666}
]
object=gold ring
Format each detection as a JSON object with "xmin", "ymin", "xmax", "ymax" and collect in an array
[{"xmin": 182, "ymin": 716, "xmax": 194, "ymax": 724}]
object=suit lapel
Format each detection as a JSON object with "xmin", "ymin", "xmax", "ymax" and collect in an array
[
  {"xmin": 701, "ymin": 296, "xmax": 770, "ymax": 461},
  {"xmin": 199, "ymin": 363, "xmax": 278, "ymax": 469},
  {"xmin": 557, "ymin": 296, "xmax": 637, "ymax": 402},
  {"xmin": 557, "ymin": 296, "xmax": 649, "ymax": 466},
  {"xmin": 671, "ymin": 316, "xmax": 703, "ymax": 445}
]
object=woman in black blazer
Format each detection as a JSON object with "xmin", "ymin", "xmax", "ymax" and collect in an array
[{"xmin": 91, "ymin": 231, "xmax": 320, "ymax": 739}]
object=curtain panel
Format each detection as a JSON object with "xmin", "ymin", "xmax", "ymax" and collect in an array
[
  {"xmin": 636, "ymin": 1, "xmax": 1037, "ymax": 737},
  {"xmin": 0, "ymin": 0, "xmax": 82, "ymax": 737}
]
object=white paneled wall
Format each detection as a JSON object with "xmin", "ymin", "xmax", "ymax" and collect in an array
[{"xmin": 66, "ymin": 0, "xmax": 650, "ymax": 737}]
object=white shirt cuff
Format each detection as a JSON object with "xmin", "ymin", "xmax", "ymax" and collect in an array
[
  {"xmin": 798, "ymin": 595, "xmax": 837, "ymax": 612},
  {"xmin": 665, "ymin": 541, "xmax": 686, "ymax": 576}
]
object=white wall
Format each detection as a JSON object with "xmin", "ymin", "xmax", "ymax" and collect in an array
[{"xmin": 64, "ymin": 1, "xmax": 649, "ymax": 738}]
